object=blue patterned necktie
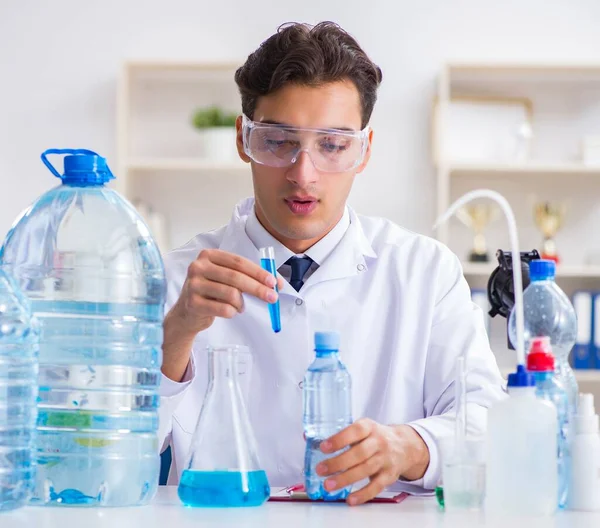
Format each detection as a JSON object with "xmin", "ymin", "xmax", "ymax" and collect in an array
[{"xmin": 285, "ymin": 256, "xmax": 314, "ymax": 292}]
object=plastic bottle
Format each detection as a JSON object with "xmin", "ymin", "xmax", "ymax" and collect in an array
[
  {"xmin": 303, "ymin": 331, "xmax": 352, "ymax": 501},
  {"xmin": 508, "ymin": 259, "xmax": 578, "ymax": 417},
  {"xmin": 0, "ymin": 149, "xmax": 165, "ymax": 506},
  {"xmin": 526, "ymin": 336, "xmax": 570, "ymax": 509},
  {"xmin": 485, "ymin": 365, "xmax": 558, "ymax": 516},
  {"xmin": 568, "ymin": 393, "xmax": 600, "ymax": 511},
  {"xmin": 0, "ymin": 270, "xmax": 39, "ymax": 511}
]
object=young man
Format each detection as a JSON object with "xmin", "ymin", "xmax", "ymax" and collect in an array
[{"xmin": 159, "ymin": 21, "xmax": 505, "ymax": 505}]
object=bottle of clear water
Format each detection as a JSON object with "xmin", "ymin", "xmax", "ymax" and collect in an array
[
  {"xmin": 0, "ymin": 270, "xmax": 39, "ymax": 511},
  {"xmin": 509, "ymin": 259, "xmax": 578, "ymax": 417},
  {"xmin": 0, "ymin": 149, "xmax": 165, "ymax": 507},
  {"xmin": 303, "ymin": 331, "xmax": 352, "ymax": 501},
  {"xmin": 526, "ymin": 336, "xmax": 571, "ymax": 509}
]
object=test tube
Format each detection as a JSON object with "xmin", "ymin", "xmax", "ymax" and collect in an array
[{"xmin": 259, "ymin": 247, "xmax": 281, "ymax": 333}]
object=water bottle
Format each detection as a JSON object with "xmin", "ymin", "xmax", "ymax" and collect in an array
[
  {"xmin": 568, "ymin": 393, "xmax": 600, "ymax": 511},
  {"xmin": 485, "ymin": 365, "xmax": 558, "ymax": 516},
  {"xmin": 0, "ymin": 270, "xmax": 39, "ymax": 511},
  {"xmin": 303, "ymin": 331, "xmax": 352, "ymax": 501},
  {"xmin": 508, "ymin": 259, "xmax": 578, "ymax": 417},
  {"xmin": 526, "ymin": 336, "xmax": 570, "ymax": 509},
  {"xmin": 0, "ymin": 149, "xmax": 165, "ymax": 506}
]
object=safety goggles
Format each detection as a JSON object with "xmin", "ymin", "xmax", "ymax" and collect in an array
[{"xmin": 242, "ymin": 115, "xmax": 370, "ymax": 173}]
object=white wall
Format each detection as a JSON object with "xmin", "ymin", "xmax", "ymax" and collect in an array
[{"xmin": 2, "ymin": 0, "xmax": 600, "ymax": 241}]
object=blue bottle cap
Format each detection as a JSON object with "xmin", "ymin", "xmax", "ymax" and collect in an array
[
  {"xmin": 507, "ymin": 364, "xmax": 535, "ymax": 387},
  {"xmin": 41, "ymin": 148, "xmax": 115, "ymax": 185},
  {"xmin": 529, "ymin": 259, "xmax": 556, "ymax": 281},
  {"xmin": 314, "ymin": 331, "xmax": 340, "ymax": 351}
]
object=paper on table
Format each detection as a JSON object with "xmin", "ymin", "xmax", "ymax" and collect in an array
[
  {"xmin": 389, "ymin": 482, "xmax": 436, "ymax": 497},
  {"xmin": 270, "ymin": 481, "xmax": 433, "ymax": 503}
]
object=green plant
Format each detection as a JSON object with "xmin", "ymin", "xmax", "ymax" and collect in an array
[{"xmin": 192, "ymin": 106, "xmax": 238, "ymax": 128}]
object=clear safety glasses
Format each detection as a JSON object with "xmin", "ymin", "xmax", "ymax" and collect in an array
[{"xmin": 242, "ymin": 115, "xmax": 370, "ymax": 173}]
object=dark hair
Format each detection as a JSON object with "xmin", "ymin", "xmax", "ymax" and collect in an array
[{"xmin": 234, "ymin": 22, "xmax": 383, "ymax": 128}]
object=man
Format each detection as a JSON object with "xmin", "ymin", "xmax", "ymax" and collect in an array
[{"xmin": 159, "ymin": 21, "xmax": 505, "ymax": 505}]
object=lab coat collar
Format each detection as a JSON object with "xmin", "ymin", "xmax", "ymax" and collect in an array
[{"xmin": 219, "ymin": 198, "xmax": 377, "ymax": 295}]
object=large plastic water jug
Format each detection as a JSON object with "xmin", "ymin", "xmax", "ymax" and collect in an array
[
  {"xmin": 0, "ymin": 270, "xmax": 38, "ymax": 511},
  {"xmin": 0, "ymin": 149, "xmax": 166, "ymax": 506}
]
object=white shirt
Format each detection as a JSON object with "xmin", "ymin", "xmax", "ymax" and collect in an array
[
  {"xmin": 159, "ymin": 197, "xmax": 506, "ymax": 491},
  {"xmin": 245, "ymin": 205, "xmax": 350, "ymax": 283}
]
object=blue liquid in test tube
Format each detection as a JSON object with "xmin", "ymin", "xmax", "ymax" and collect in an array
[{"xmin": 260, "ymin": 247, "xmax": 281, "ymax": 333}]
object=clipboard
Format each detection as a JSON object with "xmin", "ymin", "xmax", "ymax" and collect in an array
[{"xmin": 269, "ymin": 484, "xmax": 409, "ymax": 504}]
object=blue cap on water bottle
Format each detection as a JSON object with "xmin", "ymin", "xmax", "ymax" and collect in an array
[
  {"xmin": 314, "ymin": 331, "xmax": 340, "ymax": 352},
  {"xmin": 529, "ymin": 259, "xmax": 556, "ymax": 281},
  {"xmin": 41, "ymin": 149, "xmax": 115, "ymax": 186}
]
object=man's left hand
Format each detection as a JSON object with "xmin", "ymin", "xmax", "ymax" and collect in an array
[{"xmin": 316, "ymin": 419, "xmax": 430, "ymax": 506}]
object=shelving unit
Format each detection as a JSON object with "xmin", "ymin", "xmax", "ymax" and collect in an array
[
  {"xmin": 462, "ymin": 262, "xmax": 600, "ymax": 278},
  {"xmin": 449, "ymin": 162, "xmax": 600, "ymax": 177},
  {"xmin": 434, "ymin": 62, "xmax": 600, "ymax": 277},
  {"xmin": 126, "ymin": 158, "xmax": 248, "ymax": 173},
  {"xmin": 116, "ymin": 59, "xmax": 251, "ymax": 251},
  {"xmin": 436, "ymin": 63, "xmax": 600, "ymax": 389}
]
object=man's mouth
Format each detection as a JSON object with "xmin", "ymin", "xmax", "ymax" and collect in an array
[{"xmin": 284, "ymin": 196, "xmax": 318, "ymax": 215}]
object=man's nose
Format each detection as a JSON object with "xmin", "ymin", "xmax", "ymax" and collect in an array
[{"xmin": 286, "ymin": 150, "xmax": 319, "ymax": 186}]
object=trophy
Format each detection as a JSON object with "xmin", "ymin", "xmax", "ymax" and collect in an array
[
  {"xmin": 534, "ymin": 201, "xmax": 567, "ymax": 264},
  {"xmin": 456, "ymin": 204, "xmax": 498, "ymax": 263}
]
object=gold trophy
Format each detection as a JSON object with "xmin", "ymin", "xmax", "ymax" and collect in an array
[
  {"xmin": 534, "ymin": 201, "xmax": 566, "ymax": 264},
  {"xmin": 456, "ymin": 204, "xmax": 498, "ymax": 263}
]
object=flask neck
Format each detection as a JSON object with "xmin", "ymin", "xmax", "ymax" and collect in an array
[{"xmin": 208, "ymin": 346, "xmax": 243, "ymax": 387}]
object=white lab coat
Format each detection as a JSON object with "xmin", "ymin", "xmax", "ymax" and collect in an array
[{"xmin": 159, "ymin": 198, "xmax": 506, "ymax": 491}]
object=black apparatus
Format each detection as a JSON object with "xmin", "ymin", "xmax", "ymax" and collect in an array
[{"xmin": 486, "ymin": 249, "xmax": 541, "ymax": 350}]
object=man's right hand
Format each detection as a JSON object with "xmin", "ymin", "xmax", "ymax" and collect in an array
[{"xmin": 161, "ymin": 249, "xmax": 285, "ymax": 382}]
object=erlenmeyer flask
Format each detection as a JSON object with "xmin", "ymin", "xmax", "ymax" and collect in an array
[{"xmin": 178, "ymin": 345, "xmax": 270, "ymax": 507}]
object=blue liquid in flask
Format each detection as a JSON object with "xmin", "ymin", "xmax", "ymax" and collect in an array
[{"xmin": 178, "ymin": 470, "xmax": 270, "ymax": 507}]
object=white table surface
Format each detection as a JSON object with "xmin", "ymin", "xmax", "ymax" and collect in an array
[{"xmin": 2, "ymin": 486, "xmax": 600, "ymax": 528}]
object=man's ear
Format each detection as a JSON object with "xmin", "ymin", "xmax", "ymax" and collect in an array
[
  {"xmin": 355, "ymin": 128, "xmax": 373, "ymax": 175},
  {"xmin": 236, "ymin": 115, "xmax": 251, "ymax": 163}
]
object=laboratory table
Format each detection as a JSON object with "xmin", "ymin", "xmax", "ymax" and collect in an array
[{"xmin": 2, "ymin": 486, "xmax": 600, "ymax": 527}]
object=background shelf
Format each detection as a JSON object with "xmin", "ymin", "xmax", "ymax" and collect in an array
[{"xmin": 126, "ymin": 157, "xmax": 249, "ymax": 172}]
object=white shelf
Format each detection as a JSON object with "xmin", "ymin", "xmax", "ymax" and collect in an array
[
  {"xmin": 447, "ymin": 63, "xmax": 600, "ymax": 91},
  {"xmin": 126, "ymin": 60, "xmax": 241, "ymax": 71},
  {"xmin": 448, "ymin": 62, "xmax": 600, "ymax": 79},
  {"xmin": 126, "ymin": 158, "xmax": 249, "ymax": 172},
  {"xmin": 500, "ymin": 367, "xmax": 600, "ymax": 383},
  {"xmin": 449, "ymin": 162, "xmax": 600, "ymax": 177},
  {"xmin": 573, "ymin": 370, "xmax": 600, "ymax": 383},
  {"xmin": 462, "ymin": 262, "xmax": 600, "ymax": 279},
  {"xmin": 434, "ymin": 61, "xmax": 600, "ymax": 259}
]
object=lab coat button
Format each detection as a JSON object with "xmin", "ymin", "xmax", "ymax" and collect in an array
[
  {"xmin": 295, "ymin": 298, "xmax": 303, "ymax": 306},
  {"xmin": 357, "ymin": 263, "xmax": 366, "ymax": 272}
]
